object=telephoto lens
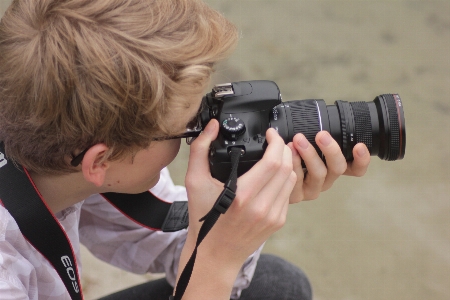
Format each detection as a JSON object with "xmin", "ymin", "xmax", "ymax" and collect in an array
[{"xmin": 270, "ymin": 94, "xmax": 406, "ymax": 161}]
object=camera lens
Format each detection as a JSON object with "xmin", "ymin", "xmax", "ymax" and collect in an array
[{"xmin": 270, "ymin": 94, "xmax": 406, "ymax": 161}]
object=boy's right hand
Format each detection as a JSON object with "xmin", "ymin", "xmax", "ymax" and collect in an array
[
  {"xmin": 185, "ymin": 119, "xmax": 295, "ymax": 256},
  {"xmin": 183, "ymin": 118, "xmax": 296, "ymax": 267},
  {"xmin": 177, "ymin": 119, "xmax": 296, "ymax": 299}
]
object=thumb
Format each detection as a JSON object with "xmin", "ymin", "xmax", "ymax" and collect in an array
[{"xmin": 187, "ymin": 119, "xmax": 219, "ymax": 177}]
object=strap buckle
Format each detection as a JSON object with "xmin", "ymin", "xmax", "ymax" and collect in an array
[{"xmin": 213, "ymin": 187, "xmax": 236, "ymax": 214}]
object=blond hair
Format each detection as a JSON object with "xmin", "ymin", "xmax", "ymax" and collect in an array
[{"xmin": 0, "ymin": 0, "xmax": 238, "ymax": 174}]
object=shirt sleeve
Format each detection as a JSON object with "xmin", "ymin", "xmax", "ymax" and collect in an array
[{"xmin": 79, "ymin": 168, "xmax": 262, "ymax": 296}]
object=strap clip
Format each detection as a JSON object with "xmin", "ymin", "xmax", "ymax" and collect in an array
[{"xmin": 213, "ymin": 187, "xmax": 236, "ymax": 214}]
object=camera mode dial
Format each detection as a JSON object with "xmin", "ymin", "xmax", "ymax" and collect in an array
[{"xmin": 221, "ymin": 117, "xmax": 246, "ymax": 141}]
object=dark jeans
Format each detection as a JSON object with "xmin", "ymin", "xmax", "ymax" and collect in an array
[{"xmin": 98, "ymin": 254, "xmax": 312, "ymax": 300}]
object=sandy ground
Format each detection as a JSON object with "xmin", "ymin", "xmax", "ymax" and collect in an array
[{"xmin": 1, "ymin": 1, "xmax": 450, "ymax": 299}]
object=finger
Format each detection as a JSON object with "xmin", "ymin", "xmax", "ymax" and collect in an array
[
  {"xmin": 287, "ymin": 142, "xmax": 305, "ymax": 203},
  {"xmin": 278, "ymin": 191, "xmax": 290, "ymax": 228},
  {"xmin": 187, "ymin": 119, "xmax": 219, "ymax": 180},
  {"xmin": 246, "ymin": 145, "xmax": 295, "ymax": 230},
  {"xmin": 292, "ymin": 133, "xmax": 327, "ymax": 200},
  {"xmin": 255, "ymin": 145, "xmax": 295, "ymax": 207},
  {"xmin": 271, "ymin": 163, "xmax": 296, "ymax": 214},
  {"xmin": 315, "ymin": 131, "xmax": 347, "ymax": 191},
  {"xmin": 265, "ymin": 169, "xmax": 296, "ymax": 232},
  {"xmin": 238, "ymin": 128, "xmax": 287, "ymax": 201},
  {"xmin": 344, "ymin": 143, "xmax": 371, "ymax": 176}
]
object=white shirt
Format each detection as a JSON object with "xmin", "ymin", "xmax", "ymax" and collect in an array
[{"xmin": 0, "ymin": 168, "xmax": 260, "ymax": 299}]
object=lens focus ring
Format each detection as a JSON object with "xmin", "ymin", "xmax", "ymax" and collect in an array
[{"xmin": 350, "ymin": 102, "xmax": 373, "ymax": 153}]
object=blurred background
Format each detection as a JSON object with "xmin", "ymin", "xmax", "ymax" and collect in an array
[{"xmin": 2, "ymin": 1, "xmax": 449, "ymax": 299}]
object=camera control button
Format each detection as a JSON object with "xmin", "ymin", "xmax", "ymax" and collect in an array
[
  {"xmin": 255, "ymin": 134, "xmax": 264, "ymax": 143},
  {"xmin": 221, "ymin": 117, "xmax": 246, "ymax": 140}
]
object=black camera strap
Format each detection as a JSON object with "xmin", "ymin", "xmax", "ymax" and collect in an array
[
  {"xmin": 101, "ymin": 192, "xmax": 189, "ymax": 233},
  {"xmin": 0, "ymin": 142, "xmax": 188, "ymax": 300},
  {"xmin": 0, "ymin": 143, "xmax": 84, "ymax": 300},
  {"xmin": 171, "ymin": 147, "xmax": 242, "ymax": 300}
]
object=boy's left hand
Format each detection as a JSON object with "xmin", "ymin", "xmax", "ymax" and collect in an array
[{"xmin": 288, "ymin": 131, "xmax": 371, "ymax": 203}]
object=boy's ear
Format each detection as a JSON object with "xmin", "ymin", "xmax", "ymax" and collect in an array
[{"xmin": 81, "ymin": 144, "xmax": 110, "ymax": 187}]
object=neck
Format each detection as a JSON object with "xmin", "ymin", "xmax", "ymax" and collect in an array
[{"xmin": 29, "ymin": 171, "xmax": 101, "ymax": 214}]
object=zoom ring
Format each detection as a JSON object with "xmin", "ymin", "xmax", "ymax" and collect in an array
[
  {"xmin": 350, "ymin": 102, "xmax": 373, "ymax": 152},
  {"xmin": 383, "ymin": 94, "xmax": 400, "ymax": 161},
  {"xmin": 289, "ymin": 100, "xmax": 322, "ymax": 156}
]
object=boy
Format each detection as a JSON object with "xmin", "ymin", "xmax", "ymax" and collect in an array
[{"xmin": 0, "ymin": 0, "xmax": 370, "ymax": 299}]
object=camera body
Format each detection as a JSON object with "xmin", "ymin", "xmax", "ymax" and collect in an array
[
  {"xmin": 199, "ymin": 80, "xmax": 406, "ymax": 182},
  {"xmin": 202, "ymin": 81, "xmax": 282, "ymax": 182}
]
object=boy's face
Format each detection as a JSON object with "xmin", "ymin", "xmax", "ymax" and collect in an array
[
  {"xmin": 102, "ymin": 92, "xmax": 205, "ymax": 193},
  {"xmin": 104, "ymin": 138, "xmax": 182, "ymax": 193}
]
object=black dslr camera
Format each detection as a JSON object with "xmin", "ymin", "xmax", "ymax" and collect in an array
[{"xmin": 189, "ymin": 80, "xmax": 405, "ymax": 182}]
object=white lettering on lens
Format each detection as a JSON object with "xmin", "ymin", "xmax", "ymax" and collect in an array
[
  {"xmin": 394, "ymin": 94, "xmax": 402, "ymax": 107},
  {"xmin": 272, "ymin": 108, "xmax": 278, "ymax": 120}
]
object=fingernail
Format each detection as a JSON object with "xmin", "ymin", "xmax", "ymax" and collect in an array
[
  {"xmin": 319, "ymin": 132, "xmax": 331, "ymax": 146},
  {"xmin": 298, "ymin": 136, "xmax": 309, "ymax": 150},
  {"xmin": 357, "ymin": 146, "xmax": 367, "ymax": 157}
]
